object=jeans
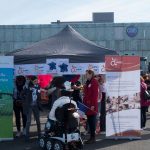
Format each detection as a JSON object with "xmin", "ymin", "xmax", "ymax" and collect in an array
[
  {"xmin": 26, "ymin": 106, "xmax": 41, "ymax": 138},
  {"xmin": 87, "ymin": 115, "xmax": 96, "ymax": 138},
  {"xmin": 13, "ymin": 102, "xmax": 27, "ymax": 132},
  {"xmin": 100, "ymin": 92, "xmax": 106, "ymax": 131},
  {"xmin": 141, "ymin": 106, "xmax": 147, "ymax": 128}
]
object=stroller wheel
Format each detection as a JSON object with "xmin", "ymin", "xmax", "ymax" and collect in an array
[
  {"xmin": 46, "ymin": 138, "xmax": 53, "ymax": 150},
  {"xmin": 39, "ymin": 136, "xmax": 46, "ymax": 149},
  {"xmin": 53, "ymin": 140, "xmax": 63, "ymax": 150}
]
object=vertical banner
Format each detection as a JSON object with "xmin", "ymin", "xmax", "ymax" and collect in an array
[
  {"xmin": 105, "ymin": 56, "xmax": 141, "ymax": 139},
  {"xmin": 0, "ymin": 56, "xmax": 14, "ymax": 141}
]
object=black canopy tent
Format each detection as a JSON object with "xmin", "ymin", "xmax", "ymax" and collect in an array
[{"xmin": 7, "ymin": 25, "xmax": 117, "ymax": 64}]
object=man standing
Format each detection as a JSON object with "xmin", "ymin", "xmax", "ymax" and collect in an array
[{"xmin": 23, "ymin": 76, "xmax": 42, "ymax": 141}]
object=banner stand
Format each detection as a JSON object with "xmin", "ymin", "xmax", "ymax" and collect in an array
[
  {"xmin": 0, "ymin": 138, "xmax": 13, "ymax": 142},
  {"xmin": 106, "ymin": 136, "xmax": 141, "ymax": 140},
  {"xmin": 0, "ymin": 56, "xmax": 14, "ymax": 141},
  {"xmin": 105, "ymin": 56, "xmax": 141, "ymax": 140}
]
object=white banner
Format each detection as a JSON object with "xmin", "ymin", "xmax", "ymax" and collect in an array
[
  {"xmin": 46, "ymin": 59, "xmax": 105, "ymax": 74},
  {"xmin": 15, "ymin": 64, "xmax": 49, "ymax": 76},
  {"xmin": 14, "ymin": 61, "xmax": 105, "ymax": 76},
  {"xmin": 105, "ymin": 56, "xmax": 141, "ymax": 139},
  {"xmin": 69, "ymin": 63, "xmax": 105, "ymax": 74}
]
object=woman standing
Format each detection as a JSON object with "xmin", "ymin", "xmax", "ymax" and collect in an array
[
  {"xmin": 13, "ymin": 76, "xmax": 27, "ymax": 137},
  {"xmin": 83, "ymin": 70, "xmax": 99, "ymax": 144},
  {"xmin": 98, "ymin": 75, "xmax": 106, "ymax": 132},
  {"xmin": 140, "ymin": 76, "xmax": 150, "ymax": 129}
]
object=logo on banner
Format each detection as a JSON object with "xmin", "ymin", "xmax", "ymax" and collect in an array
[
  {"xmin": 88, "ymin": 64, "xmax": 93, "ymax": 70},
  {"xmin": 88, "ymin": 64, "xmax": 99, "ymax": 73},
  {"xmin": 17, "ymin": 67, "xmax": 28, "ymax": 75},
  {"xmin": 110, "ymin": 58, "xmax": 122, "ymax": 67},
  {"xmin": 71, "ymin": 65, "xmax": 77, "ymax": 73},
  {"xmin": 34, "ymin": 65, "xmax": 45, "ymax": 74},
  {"xmin": 48, "ymin": 62, "xmax": 56, "ymax": 70},
  {"xmin": 70, "ymin": 65, "xmax": 82, "ymax": 73},
  {"xmin": 59, "ymin": 63, "xmax": 68, "ymax": 72},
  {"xmin": 101, "ymin": 64, "xmax": 105, "ymax": 72}
]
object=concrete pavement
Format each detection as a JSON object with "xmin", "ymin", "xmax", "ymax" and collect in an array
[{"xmin": 1, "ymin": 109, "xmax": 150, "ymax": 150}]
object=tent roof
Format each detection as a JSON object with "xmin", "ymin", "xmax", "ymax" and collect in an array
[{"xmin": 7, "ymin": 25, "xmax": 117, "ymax": 64}]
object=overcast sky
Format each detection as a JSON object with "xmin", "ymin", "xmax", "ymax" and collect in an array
[{"xmin": 0, "ymin": 0, "xmax": 150, "ymax": 25}]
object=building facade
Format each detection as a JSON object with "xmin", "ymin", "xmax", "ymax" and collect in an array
[{"xmin": 0, "ymin": 14, "xmax": 150, "ymax": 71}]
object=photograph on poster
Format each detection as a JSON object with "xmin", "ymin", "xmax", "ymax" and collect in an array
[{"xmin": 106, "ymin": 93, "xmax": 140, "ymax": 114}]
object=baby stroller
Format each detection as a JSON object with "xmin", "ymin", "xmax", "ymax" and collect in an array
[{"xmin": 39, "ymin": 96, "xmax": 83, "ymax": 150}]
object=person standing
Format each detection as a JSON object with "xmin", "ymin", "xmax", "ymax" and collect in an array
[
  {"xmin": 13, "ymin": 76, "xmax": 27, "ymax": 137},
  {"xmin": 83, "ymin": 69, "xmax": 99, "ymax": 144},
  {"xmin": 140, "ymin": 76, "xmax": 150, "ymax": 129},
  {"xmin": 48, "ymin": 76, "xmax": 66, "ymax": 110},
  {"xmin": 98, "ymin": 75, "xmax": 106, "ymax": 132},
  {"xmin": 23, "ymin": 76, "xmax": 42, "ymax": 141},
  {"xmin": 71, "ymin": 81, "xmax": 82, "ymax": 103}
]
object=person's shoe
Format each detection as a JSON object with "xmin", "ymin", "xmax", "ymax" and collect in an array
[
  {"xmin": 16, "ymin": 131, "xmax": 21, "ymax": 137},
  {"xmin": 84, "ymin": 137, "xmax": 96, "ymax": 144},
  {"xmin": 142, "ymin": 126, "xmax": 146, "ymax": 130}
]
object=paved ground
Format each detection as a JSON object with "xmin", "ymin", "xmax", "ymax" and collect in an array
[{"xmin": 1, "ymin": 108, "xmax": 150, "ymax": 150}]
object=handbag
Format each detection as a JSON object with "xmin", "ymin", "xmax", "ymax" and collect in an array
[{"xmin": 144, "ymin": 90, "xmax": 150, "ymax": 101}]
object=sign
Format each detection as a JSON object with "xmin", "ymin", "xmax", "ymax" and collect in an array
[
  {"xmin": 15, "ymin": 61, "xmax": 106, "ymax": 76},
  {"xmin": 15, "ymin": 64, "xmax": 49, "ymax": 76},
  {"xmin": 105, "ymin": 56, "xmax": 141, "ymax": 139},
  {"xmin": 126, "ymin": 25, "xmax": 138, "ymax": 37},
  {"xmin": 47, "ymin": 59, "xmax": 70, "ymax": 74},
  {"xmin": 56, "ymin": 59, "xmax": 70, "ymax": 74},
  {"xmin": 66, "ymin": 63, "xmax": 105, "ymax": 74},
  {"xmin": 0, "ymin": 56, "xmax": 14, "ymax": 141},
  {"xmin": 46, "ymin": 59, "xmax": 57, "ymax": 74}
]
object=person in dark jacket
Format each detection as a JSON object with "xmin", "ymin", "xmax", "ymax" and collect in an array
[
  {"xmin": 46, "ymin": 76, "xmax": 66, "ymax": 110},
  {"xmin": 23, "ymin": 76, "xmax": 42, "ymax": 141},
  {"xmin": 83, "ymin": 69, "xmax": 99, "ymax": 144},
  {"xmin": 13, "ymin": 76, "xmax": 27, "ymax": 137},
  {"xmin": 71, "ymin": 81, "xmax": 82, "ymax": 103}
]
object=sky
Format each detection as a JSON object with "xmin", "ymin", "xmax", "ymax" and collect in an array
[{"xmin": 0, "ymin": 0, "xmax": 150, "ymax": 25}]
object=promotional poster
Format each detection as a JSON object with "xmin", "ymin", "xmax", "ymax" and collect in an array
[
  {"xmin": 105, "ymin": 56, "xmax": 141, "ymax": 139},
  {"xmin": 0, "ymin": 56, "xmax": 14, "ymax": 141}
]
